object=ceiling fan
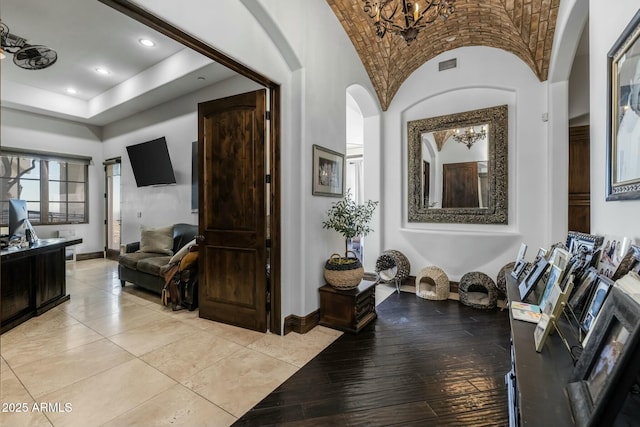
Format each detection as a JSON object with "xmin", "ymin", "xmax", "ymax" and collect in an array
[{"xmin": 1, "ymin": 22, "xmax": 57, "ymax": 70}]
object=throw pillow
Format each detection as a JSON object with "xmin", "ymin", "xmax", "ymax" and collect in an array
[
  {"xmin": 169, "ymin": 238, "xmax": 196, "ymax": 264},
  {"xmin": 139, "ymin": 225, "xmax": 174, "ymax": 255}
]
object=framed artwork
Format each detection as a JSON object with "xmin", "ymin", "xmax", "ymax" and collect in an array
[
  {"xmin": 312, "ymin": 144, "xmax": 344, "ymax": 197},
  {"xmin": 566, "ymin": 287, "xmax": 640, "ymax": 426},
  {"xmin": 580, "ymin": 275, "xmax": 614, "ymax": 334},
  {"xmin": 519, "ymin": 258, "xmax": 549, "ymax": 302},
  {"xmin": 607, "ymin": 9, "xmax": 640, "ymax": 201}
]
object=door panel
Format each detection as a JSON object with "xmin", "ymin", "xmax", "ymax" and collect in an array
[
  {"xmin": 198, "ymin": 90, "xmax": 267, "ymax": 332},
  {"xmin": 442, "ymin": 161, "xmax": 479, "ymax": 208},
  {"xmin": 569, "ymin": 125, "xmax": 590, "ymax": 233}
]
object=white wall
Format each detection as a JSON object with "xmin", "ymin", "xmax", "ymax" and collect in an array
[
  {"xmin": 589, "ymin": 0, "xmax": 640, "ymax": 243},
  {"xmin": 383, "ymin": 46, "xmax": 550, "ymax": 282},
  {"xmin": 131, "ymin": 0, "xmax": 376, "ymax": 320},
  {"xmin": 0, "ymin": 108, "xmax": 104, "ymax": 255}
]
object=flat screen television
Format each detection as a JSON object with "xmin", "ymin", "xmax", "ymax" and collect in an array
[
  {"xmin": 9, "ymin": 198, "xmax": 28, "ymax": 240},
  {"xmin": 126, "ymin": 137, "xmax": 177, "ymax": 187}
]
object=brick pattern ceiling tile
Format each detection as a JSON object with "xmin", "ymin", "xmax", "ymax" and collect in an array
[{"xmin": 327, "ymin": 0, "xmax": 560, "ymax": 110}]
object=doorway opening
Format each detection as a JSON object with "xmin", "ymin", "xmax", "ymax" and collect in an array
[
  {"xmin": 346, "ymin": 92, "xmax": 365, "ymax": 262},
  {"xmin": 104, "ymin": 158, "xmax": 121, "ymax": 260}
]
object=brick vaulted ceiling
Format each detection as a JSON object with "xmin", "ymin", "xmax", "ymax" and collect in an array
[{"xmin": 326, "ymin": 0, "xmax": 560, "ymax": 110}]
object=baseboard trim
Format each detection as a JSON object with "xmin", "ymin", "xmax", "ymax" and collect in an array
[
  {"xmin": 283, "ymin": 310, "xmax": 319, "ymax": 335},
  {"xmin": 76, "ymin": 252, "xmax": 105, "ymax": 261}
]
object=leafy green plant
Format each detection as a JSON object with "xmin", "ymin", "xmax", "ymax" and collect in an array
[{"xmin": 322, "ymin": 189, "xmax": 379, "ymax": 257}]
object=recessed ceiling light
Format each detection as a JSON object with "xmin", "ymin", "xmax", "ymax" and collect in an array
[
  {"xmin": 139, "ymin": 38, "xmax": 155, "ymax": 47},
  {"xmin": 95, "ymin": 67, "xmax": 111, "ymax": 75},
  {"xmin": 66, "ymin": 88, "xmax": 78, "ymax": 95}
]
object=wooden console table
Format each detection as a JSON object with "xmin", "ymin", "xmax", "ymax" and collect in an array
[
  {"xmin": 505, "ymin": 273, "xmax": 575, "ymax": 426},
  {"xmin": 1, "ymin": 238, "xmax": 82, "ymax": 333},
  {"xmin": 319, "ymin": 280, "xmax": 377, "ymax": 333}
]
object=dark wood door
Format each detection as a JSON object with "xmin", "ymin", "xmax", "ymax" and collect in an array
[
  {"xmin": 442, "ymin": 162, "xmax": 479, "ymax": 208},
  {"xmin": 198, "ymin": 90, "xmax": 268, "ymax": 332},
  {"xmin": 569, "ymin": 126, "xmax": 590, "ymax": 233},
  {"xmin": 423, "ymin": 160, "xmax": 430, "ymax": 207}
]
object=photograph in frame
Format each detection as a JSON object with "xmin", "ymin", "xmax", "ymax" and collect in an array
[
  {"xmin": 569, "ymin": 267, "xmax": 600, "ymax": 318},
  {"xmin": 511, "ymin": 259, "xmax": 528, "ymax": 280},
  {"xmin": 519, "ymin": 258, "xmax": 549, "ymax": 302},
  {"xmin": 539, "ymin": 264, "xmax": 563, "ymax": 311},
  {"xmin": 581, "ymin": 275, "xmax": 615, "ymax": 334},
  {"xmin": 312, "ymin": 144, "xmax": 344, "ymax": 197},
  {"xmin": 607, "ymin": 9, "xmax": 640, "ymax": 201},
  {"xmin": 611, "ymin": 244, "xmax": 640, "ymax": 281},
  {"xmin": 566, "ymin": 287, "xmax": 640, "ymax": 427},
  {"xmin": 542, "ymin": 274, "xmax": 575, "ymax": 324}
]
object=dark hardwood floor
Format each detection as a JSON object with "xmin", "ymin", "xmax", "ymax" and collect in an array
[{"xmin": 235, "ymin": 291, "xmax": 511, "ymax": 426}]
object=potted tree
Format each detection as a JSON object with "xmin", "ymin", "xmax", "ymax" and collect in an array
[{"xmin": 322, "ymin": 189, "xmax": 378, "ymax": 290}]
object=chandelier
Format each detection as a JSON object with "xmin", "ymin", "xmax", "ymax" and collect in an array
[
  {"xmin": 453, "ymin": 126, "xmax": 487, "ymax": 149},
  {"xmin": 362, "ymin": 0, "xmax": 455, "ymax": 45}
]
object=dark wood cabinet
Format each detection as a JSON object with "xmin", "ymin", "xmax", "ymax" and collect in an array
[
  {"xmin": 1, "ymin": 238, "xmax": 81, "ymax": 333},
  {"xmin": 319, "ymin": 280, "xmax": 376, "ymax": 333}
]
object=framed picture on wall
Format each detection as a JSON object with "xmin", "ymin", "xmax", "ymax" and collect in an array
[
  {"xmin": 606, "ymin": 9, "xmax": 640, "ymax": 201},
  {"xmin": 312, "ymin": 144, "xmax": 344, "ymax": 197}
]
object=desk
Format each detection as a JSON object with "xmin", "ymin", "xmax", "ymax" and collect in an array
[{"xmin": 1, "ymin": 238, "xmax": 82, "ymax": 333}]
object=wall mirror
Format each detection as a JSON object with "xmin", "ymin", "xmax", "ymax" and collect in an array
[{"xmin": 408, "ymin": 104, "xmax": 508, "ymax": 224}]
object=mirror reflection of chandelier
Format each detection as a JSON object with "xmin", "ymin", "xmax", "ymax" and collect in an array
[
  {"xmin": 453, "ymin": 125, "xmax": 487, "ymax": 149},
  {"xmin": 362, "ymin": 0, "xmax": 455, "ymax": 45}
]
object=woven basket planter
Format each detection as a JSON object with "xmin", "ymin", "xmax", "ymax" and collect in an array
[{"xmin": 324, "ymin": 252, "xmax": 364, "ymax": 290}]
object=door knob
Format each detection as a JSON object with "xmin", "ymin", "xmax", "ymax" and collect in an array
[{"xmin": 195, "ymin": 235, "xmax": 205, "ymax": 242}]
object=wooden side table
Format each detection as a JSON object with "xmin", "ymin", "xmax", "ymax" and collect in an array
[{"xmin": 319, "ymin": 280, "xmax": 377, "ymax": 333}]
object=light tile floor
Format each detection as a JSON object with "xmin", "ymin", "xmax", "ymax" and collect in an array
[{"xmin": 0, "ymin": 259, "xmax": 394, "ymax": 427}]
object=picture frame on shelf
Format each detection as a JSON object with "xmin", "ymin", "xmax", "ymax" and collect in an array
[
  {"xmin": 569, "ymin": 267, "xmax": 600, "ymax": 317},
  {"xmin": 312, "ymin": 144, "xmax": 344, "ymax": 197},
  {"xmin": 519, "ymin": 258, "xmax": 549, "ymax": 302},
  {"xmin": 515, "ymin": 243, "xmax": 527, "ymax": 263},
  {"xmin": 606, "ymin": 8, "xmax": 640, "ymax": 201},
  {"xmin": 611, "ymin": 244, "xmax": 640, "ymax": 281},
  {"xmin": 581, "ymin": 275, "xmax": 615, "ymax": 334},
  {"xmin": 566, "ymin": 287, "xmax": 640, "ymax": 427},
  {"xmin": 550, "ymin": 247, "xmax": 570, "ymax": 271},
  {"xmin": 539, "ymin": 264, "xmax": 563, "ymax": 311},
  {"xmin": 511, "ymin": 259, "xmax": 528, "ymax": 280},
  {"xmin": 542, "ymin": 274, "xmax": 575, "ymax": 324},
  {"xmin": 566, "ymin": 231, "xmax": 604, "ymax": 255},
  {"xmin": 534, "ymin": 311, "xmax": 555, "ymax": 352}
]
